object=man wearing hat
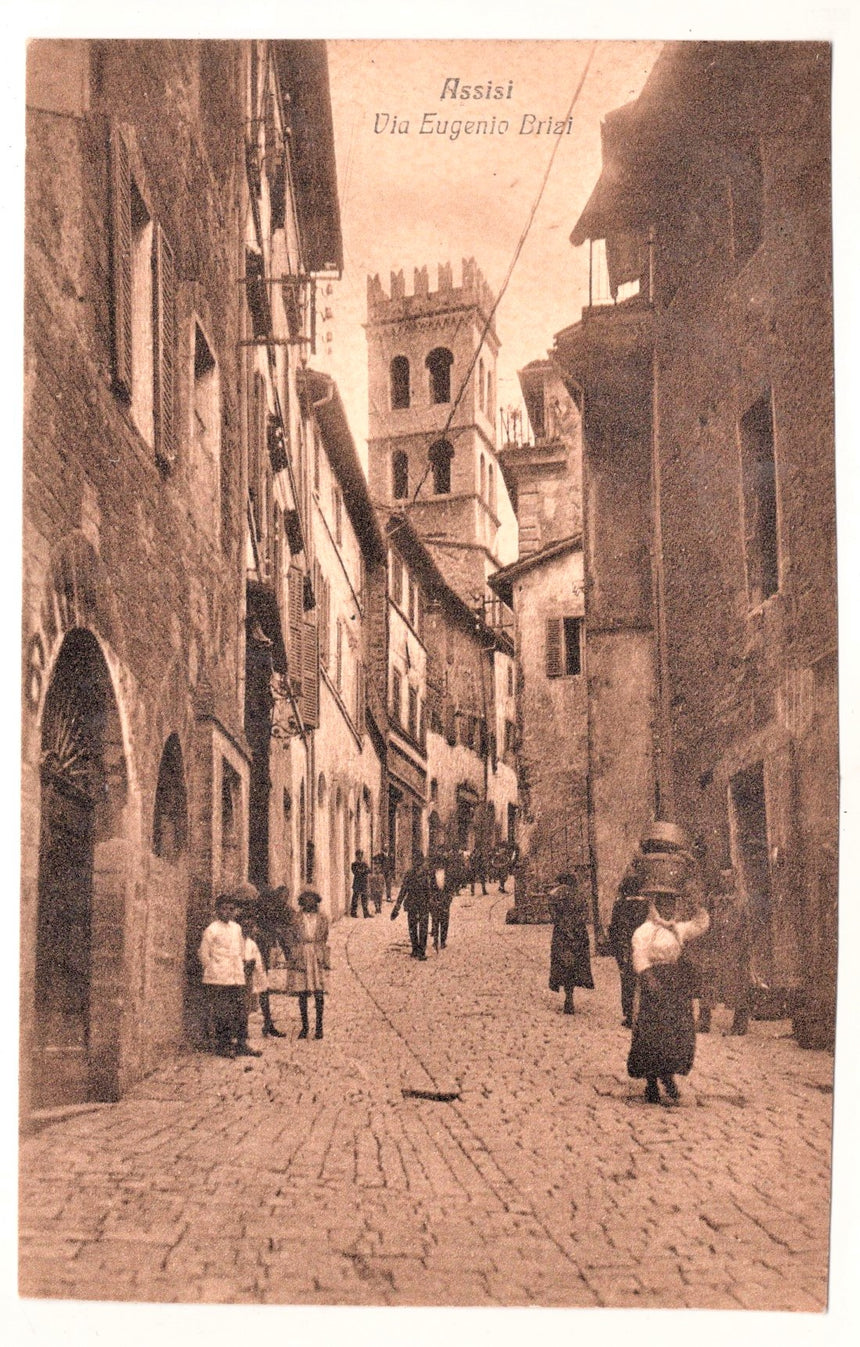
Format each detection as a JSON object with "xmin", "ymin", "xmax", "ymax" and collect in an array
[{"xmin": 626, "ymin": 876, "xmax": 710, "ymax": 1106}]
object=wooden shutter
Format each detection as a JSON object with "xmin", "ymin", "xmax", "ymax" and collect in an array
[
  {"xmin": 301, "ymin": 619, "xmax": 319, "ymax": 727},
  {"xmin": 288, "ymin": 566, "xmax": 304, "ymax": 696},
  {"xmin": 318, "ymin": 575, "xmax": 330, "ymax": 668},
  {"xmin": 110, "ymin": 124, "xmax": 133, "ymax": 398},
  {"xmin": 545, "ymin": 618, "xmax": 563, "ymax": 678},
  {"xmin": 356, "ymin": 661, "xmax": 366, "ymax": 733},
  {"xmin": 153, "ymin": 224, "xmax": 176, "ymax": 466}
]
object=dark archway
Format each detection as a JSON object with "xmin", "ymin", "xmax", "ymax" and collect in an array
[{"xmin": 35, "ymin": 628, "xmax": 127, "ymax": 1106}]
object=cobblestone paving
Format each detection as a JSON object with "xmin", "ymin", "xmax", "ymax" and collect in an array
[{"xmin": 19, "ymin": 887, "xmax": 834, "ymax": 1308}]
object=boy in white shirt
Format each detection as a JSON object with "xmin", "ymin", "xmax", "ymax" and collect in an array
[{"xmin": 199, "ymin": 894, "xmax": 258, "ymax": 1058}]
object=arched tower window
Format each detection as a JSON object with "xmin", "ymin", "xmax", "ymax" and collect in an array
[
  {"xmin": 426, "ymin": 347, "xmax": 453, "ymax": 404},
  {"xmin": 479, "ymin": 453, "xmax": 486, "ymax": 499},
  {"xmin": 486, "ymin": 369, "xmax": 494, "ymax": 421},
  {"xmin": 392, "ymin": 450, "xmax": 409, "ymax": 500},
  {"xmin": 478, "ymin": 358, "xmax": 485, "ymax": 413},
  {"xmin": 429, "ymin": 439, "xmax": 454, "ymax": 495},
  {"xmin": 488, "ymin": 462, "xmax": 497, "ymax": 515},
  {"xmin": 390, "ymin": 355, "xmax": 410, "ymax": 409}
]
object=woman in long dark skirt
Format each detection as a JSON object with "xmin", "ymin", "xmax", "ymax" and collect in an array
[
  {"xmin": 548, "ymin": 872, "xmax": 594, "ymax": 1014},
  {"xmin": 627, "ymin": 884, "xmax": 710, "ymax": 1104}
]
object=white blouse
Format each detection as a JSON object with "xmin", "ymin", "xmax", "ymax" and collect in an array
[{"xmin": 631, "ymin": 907, "xmax": 710, "ymax": 975}]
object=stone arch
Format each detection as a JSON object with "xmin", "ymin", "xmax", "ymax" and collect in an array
[{"xmin": 33, "ymin": 627, "xmax": 129, "ymax": 1107}]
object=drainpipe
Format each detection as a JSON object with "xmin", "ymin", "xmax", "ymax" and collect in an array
[{"xmin": 650, "ymin": 335, "xmax": 675, "ymax": 818}]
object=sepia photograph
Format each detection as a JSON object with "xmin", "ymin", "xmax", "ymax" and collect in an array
[{"xmin": 15, "ymin": 12, "xmax": 849, "ymax": 1328}]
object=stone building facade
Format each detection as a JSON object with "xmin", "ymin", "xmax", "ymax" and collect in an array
[
  {"xmin": 492, "ymin": 367, "xmax": 588, "ymax": 920},
  {"xmin": 553, "ymin": 42, "xmax": 836, "ymax": 1043},
  {"xmin": 21, "ymin": 39, "xmax": 344, "ymax": 1116},
  {"xmin": 303, "ymin": 373, "xmax": 387, "ymax": 919},
  {"xmin": 372, "ymin": 512, "xmax": 517, "ymax": 888}
]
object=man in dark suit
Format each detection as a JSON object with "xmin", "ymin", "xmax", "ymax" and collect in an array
[{"xmin": 391, "ymin": 854, "xmax": 431, "ymax": 959}]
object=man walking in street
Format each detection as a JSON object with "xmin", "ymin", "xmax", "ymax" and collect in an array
[
  {"xmin": 608, "ymin": 861, "xmax": 650, "ymax": 1028},
  {"xmin": 391, "ymin": 853, "xmax": 431, "ymax": 959},
  {"xmin": 350, "ymin": 849, "xmax": 372, "ymax": 918}
]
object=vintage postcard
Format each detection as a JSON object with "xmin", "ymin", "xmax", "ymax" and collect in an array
[{"xmin": 14, "ymin": 15, "xmax": 852, "ymax": 1338}]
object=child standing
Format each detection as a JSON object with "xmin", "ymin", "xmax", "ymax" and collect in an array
[
  {"xmin": 198, "ymin": 895, "xmax": 247, "ymax": 1058},
  {"xmin": 286, "ymin": 890, "xmax": 330, "ymax": 1039}
]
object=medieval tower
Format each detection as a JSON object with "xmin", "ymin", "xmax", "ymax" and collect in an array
[{"xmin": 366, "ymin": 258, "xmax": 516, "ymax": 606}]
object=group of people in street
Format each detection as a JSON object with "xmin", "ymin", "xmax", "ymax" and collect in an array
[
  {"xmin": 198, "ymin": 881, "xmax": 330, "ymax": 1055},
  {"xmin": 199, "ymin": 821, "xmax": 750, "ymax": 1109}
]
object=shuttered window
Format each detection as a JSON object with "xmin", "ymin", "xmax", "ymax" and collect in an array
[
  {"xmin": 110, "ymin": 125, "xmax": 133, "ymax": 397},
  {"xmin": 335, "ymin": 619, "xmax": 343, "ymax": 692},
  {"xmin": 546, "ymin": 616, "xmax": 583, "ymax": 678},
  {"xmin": 110, "ymin": 125, "xmax": 176, "ymax": 468},
  {"xmin": 288, "ymin": 566, "xmax": 304, "ymax": 696},
  {"xmin": 545, "ymin": 618, "xmax": 564, "ymax": 678},
  {"xmin": 301, "ymin": 618, "xmax": 319, "ymax": 727},
  {"xmin": 153, "ymin": 225, "xmax": 176, "ymax": 466}
]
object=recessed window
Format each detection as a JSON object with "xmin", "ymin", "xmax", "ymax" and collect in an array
[
  {"xmin": 546, "ymin": 616, "xmax": 583, "ymax": 678},
  {"xmin": 392, "ymin": 450, "xmax": 409, "ymax": 500},
  {"xmin": 739, "ymin": 390, "xmax": 779, "ymax": 607},
  {"xmin": 426, "ymin": 347, "xmax": 453, "ymax": 404},
  {"xmin": 193, "ymin": 323, "xmax": 220, "ymax": 527},
  {"xmin": 429, "ymin": 439, "xmax": 454, "ymax": 495},
  {"xmin": 390, "ymin": 355, "xmax": 410, "ymax": 409}
]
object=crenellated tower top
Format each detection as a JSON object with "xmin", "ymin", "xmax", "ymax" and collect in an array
[{"xmin": 367, "ymin": 258, "xmax": 498, "ymax": 346}]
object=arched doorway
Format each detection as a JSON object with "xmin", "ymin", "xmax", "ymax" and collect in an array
[{"xmin": 34, "ymin": 629, "xmax": 128, "ymax": 1106}]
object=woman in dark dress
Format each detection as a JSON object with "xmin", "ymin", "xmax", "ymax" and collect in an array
[
  {"xmin": 627, "ymin": 884, "xmax": 710, "ymax": 1104},
  {"xmin": 548, "ymin": 872, "xmax": 594, "ymax": 1014}
]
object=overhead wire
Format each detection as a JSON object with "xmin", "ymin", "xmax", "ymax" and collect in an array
[{"xmin": 406, "ymin": 40, "xmax": 597, "ymax": 509}]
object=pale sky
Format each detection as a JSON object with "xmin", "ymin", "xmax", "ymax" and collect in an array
[{"xmin": 325, "ymin": 39, "xmax": 662, "ymax": 456}]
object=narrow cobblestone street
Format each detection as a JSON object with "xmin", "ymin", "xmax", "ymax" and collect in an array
[{"xmin": 19, "ymin": 884, "xmax": 834, "ymax": 1309}]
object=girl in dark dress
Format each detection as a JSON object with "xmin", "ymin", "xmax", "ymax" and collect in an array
[
  {"xmin": 548, "ymin": 872, "xmax": 594, "ymax": 1014},
  {"xmin": 627, "ymin": 885, "xmax": 710, "ymax": 1104}
]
